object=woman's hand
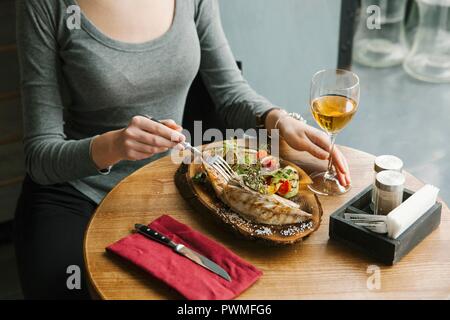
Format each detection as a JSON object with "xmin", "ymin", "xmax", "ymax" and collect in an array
[
  {"xmin": 265, "ymin": 110, "xmax": 351, "ymax": 187},
  {"xmin": 91, "ymin": 116, "xmax": 185, "ymax": 170}
]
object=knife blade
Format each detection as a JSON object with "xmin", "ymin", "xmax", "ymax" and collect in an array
[{"xmin": 135, "ymin": 224, "xmax": 231, "ymax": 281}]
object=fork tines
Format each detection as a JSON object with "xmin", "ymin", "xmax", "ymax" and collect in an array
[{"xmin": 206, "ymin": 155, "xmax": 243, "ymax": 187}]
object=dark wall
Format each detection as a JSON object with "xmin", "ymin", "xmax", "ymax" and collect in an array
[{"xmin": 0, "ymin": 0, "xmax": 23, "ymax": 241}]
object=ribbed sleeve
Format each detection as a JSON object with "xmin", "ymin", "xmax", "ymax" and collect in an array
[{"xmin": 17, "ymin": 0, "xmax": 99, "ymax": 185}]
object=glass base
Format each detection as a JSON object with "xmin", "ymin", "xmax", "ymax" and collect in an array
[
  {"xmin": 307, "ymin": 171, "xmax": 351, "ymax": 196},
  {"xmin": 353, "ymin": 38, "xmax": 408, "ymax": 68},
  {"xmin": 403, "ymin": 53, "xmax": 450, "ymax": 83}
]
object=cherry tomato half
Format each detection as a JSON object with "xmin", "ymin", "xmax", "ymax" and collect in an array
[{"xmin": 277, "ymin": 180, "xmax": 291, "ymax": 196}]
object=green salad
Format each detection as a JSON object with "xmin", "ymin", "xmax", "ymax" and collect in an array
[{"xmin": 220, "ymin": 141, "xmax": 299, "ymax": 199}]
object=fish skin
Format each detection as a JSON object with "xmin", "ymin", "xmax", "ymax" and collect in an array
[{"xmin": 204, "ymin": 163, "xmax": 311, "ymax": 226}]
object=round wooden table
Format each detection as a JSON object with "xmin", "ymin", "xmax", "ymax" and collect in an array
[{"xmin": 84, "ymin": 142, "xmax": 450, "ymax": 299}]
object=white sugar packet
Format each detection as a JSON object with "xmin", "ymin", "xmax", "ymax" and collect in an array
[{"xmin": 387, "ymin": 185, "xmax": 440, "ymax": 239}]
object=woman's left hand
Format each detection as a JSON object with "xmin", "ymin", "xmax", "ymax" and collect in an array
[{"xmin": 266, "ymin": 110, "xmax": 351, "ymax": 187}]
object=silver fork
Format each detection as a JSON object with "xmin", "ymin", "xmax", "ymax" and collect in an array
[
  {"xmin": 205, "ymin": 154, "xmax": 244, "ymax": 185},
  {"xmin": 140, "ymin": 114, "xmax": 244, "ymax": 186},
  {"xmin": 183, "ymin": 142, "xmax": 244, "ymax": 187}
]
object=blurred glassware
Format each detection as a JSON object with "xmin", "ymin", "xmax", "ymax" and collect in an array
[
  {"xmin": 353, "ymin": 0, "xmax": 409, "ymax": 68},
  {"xmin": 403, "ymin": 0, "xmax": 450, "ymax": 83}
]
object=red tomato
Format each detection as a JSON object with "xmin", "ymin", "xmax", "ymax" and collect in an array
[
  {"xmin": 277, "ymin": 180, "xmax": 291, "ymax": 196},
  {"xmin": 265, "ymin": 159, "xmax": 273, "ymax": 168},
  {"xmin": 256, "ymin": 150, "xmax": 268, "ymax": 160}
]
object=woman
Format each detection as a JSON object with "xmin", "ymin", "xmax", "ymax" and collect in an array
[{"xmin": 14, "ymin": 0, "xmax": 351, "ymax": 299}]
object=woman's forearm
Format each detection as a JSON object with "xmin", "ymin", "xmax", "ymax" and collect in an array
[
  {"xmin": 24, "ymin": 137, "xmax": 100, "ymax": 185},
  {"xmin": 90, "ymin": 131, "xmax": 122, "ymax": 170},
  {"xmin": 90, "ymin": 116, "xmax": 185, "ymax": 170}
]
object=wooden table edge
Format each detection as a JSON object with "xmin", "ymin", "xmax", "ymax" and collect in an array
[{"xmin": 83, "ymin": 207, "xmax": 105, "ymax": 300}]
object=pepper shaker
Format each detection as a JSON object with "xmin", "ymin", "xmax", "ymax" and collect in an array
[
  {"xmin": 374, "ymin": 170, "xmax": 405, "ymax": 216},
  {"xmin": 371, "ymin": 155, "xmax": 404, "ymax": 211}
]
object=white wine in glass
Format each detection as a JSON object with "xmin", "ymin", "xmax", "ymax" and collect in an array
[{"xmin": 308, "ymin": 69, "xmax": 360, "ymax": 196}]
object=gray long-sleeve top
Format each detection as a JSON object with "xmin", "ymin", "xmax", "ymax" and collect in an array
[{"xmin": 17, "ymin": 0, "xmax": 273, "ymax": 203}]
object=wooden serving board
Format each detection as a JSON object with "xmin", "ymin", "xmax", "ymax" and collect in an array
[{"xmin": 175, "ymin": 149, "xmax": 323, "ymax": 245}]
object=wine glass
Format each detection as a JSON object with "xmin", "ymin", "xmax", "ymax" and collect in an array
[{"xmin": 308, "ymin": 69, "xmax": 360, "ymax": 196}]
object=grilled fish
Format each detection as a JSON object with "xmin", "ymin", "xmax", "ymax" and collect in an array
[{"xmin": 204, "ymin": 162, "xmax": 311, "ymax": 226}]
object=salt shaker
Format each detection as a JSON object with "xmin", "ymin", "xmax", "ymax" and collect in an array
[
  {"xmin": 374, "ymin": 170, "xmax": 405, "ymax": 216},
  {"xmin": 371, "ymin": 155, "xmax": 404, "ymax": 211}
]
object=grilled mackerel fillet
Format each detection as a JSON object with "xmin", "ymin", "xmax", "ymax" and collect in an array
[{"xmin": 204, "ymin": 164, "xmax": 311, "ymax": 226}]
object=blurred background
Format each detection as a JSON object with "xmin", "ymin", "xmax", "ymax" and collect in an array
[
  {"xmin": 0, "ymin": 0, "xmax": 449, "ymax": 299},
  {"xmin": 219, "ymin": 0, "xmax": 449, "ymax": 204}
]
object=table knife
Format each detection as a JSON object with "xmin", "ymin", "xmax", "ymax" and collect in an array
[{"xmin": 134, "ymin": 224, "xmax": 231, "ymax": 281}]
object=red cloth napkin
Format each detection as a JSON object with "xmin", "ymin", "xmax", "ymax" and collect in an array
[{"xmin": 106, "ymin": 215, "xmax": 262, "ymax": 300}]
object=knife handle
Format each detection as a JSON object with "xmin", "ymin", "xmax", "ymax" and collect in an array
[{"xmin": 135, "ymin": 224, "xmax": 177, "ymax": 249}]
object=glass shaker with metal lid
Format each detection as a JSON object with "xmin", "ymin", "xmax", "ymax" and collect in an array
[
  {"xmin": 374, "ymin": 170, "xmax": 406, "ymax": 216},
  {"xmin": 371, "ymin": 155, "xmax": 404, "ymax": 210}
]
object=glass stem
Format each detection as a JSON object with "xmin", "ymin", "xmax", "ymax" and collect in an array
[{"xmin": 324, "ymin": 133, "xmax": 337, "ymax": 181}]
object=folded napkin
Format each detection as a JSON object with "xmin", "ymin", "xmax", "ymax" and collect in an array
[
  {"xmin": 387, "ymin": 185, "xmax": 440, "ymax": 239},
  {"xmin": 106, "ymin": 215, "xmax": 262, "ymax": 300}
]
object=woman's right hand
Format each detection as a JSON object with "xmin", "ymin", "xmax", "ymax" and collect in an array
[{"xmin": 90, "ymin": 115, "xmax": 185, "ymax": 170}]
